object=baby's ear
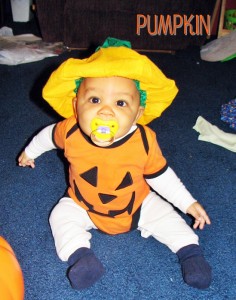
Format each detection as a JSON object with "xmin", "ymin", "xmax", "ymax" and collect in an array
[
  {"xmin": 72, "ymin": 97, "xmax": 78, "ymax": 118},
  {"xmin": 134, "ymin": 106, "xmax": 144, "ymax": 124}
]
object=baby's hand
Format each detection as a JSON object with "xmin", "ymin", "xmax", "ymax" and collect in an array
[
  {"xmin": 187, "ymin": 202, "xmax": 211, "ymax": 230},
  {"xmin": 18, "ymin": 151, "xmax": 35, "ymax": 168}
]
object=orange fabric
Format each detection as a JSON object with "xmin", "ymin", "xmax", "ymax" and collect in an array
[
  {"xmin": 0, "ymin": 237, "xmax": 24, "ymax": 300},
  {"xmin": 53, "ymin": 116, "xmax": 167, "ymax": 234}
]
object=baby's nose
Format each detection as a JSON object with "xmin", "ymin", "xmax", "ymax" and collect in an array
[{"xmin": 98, "ymin": 105, "xmax": 115, "ymax": 118}]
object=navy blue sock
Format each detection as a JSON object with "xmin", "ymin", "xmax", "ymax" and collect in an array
[
  {"xmin": 177, "ymin": 244, "xmax": 212, "ymax": 289},
  {"xmin": 67, "ymin": 247, "xmax": 105, "ymax": 290}
]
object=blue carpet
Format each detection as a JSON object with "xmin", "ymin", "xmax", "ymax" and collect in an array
[{"xmin": 0, "ymin": 46, "xmax": 236, "ymax": 300}]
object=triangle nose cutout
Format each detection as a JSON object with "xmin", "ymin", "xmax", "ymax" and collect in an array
[
  {"xmin": 80, "ymin": 166, "xmax": 98, "ymax": 187},
  {"xmin": 99, "ymin": 193, "xmax": 117, "ymax": 204}
]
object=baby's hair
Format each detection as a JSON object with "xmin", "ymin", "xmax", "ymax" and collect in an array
[{"xmin": 74, "ymin": 78, "xmax": 147, "ymax": 107}]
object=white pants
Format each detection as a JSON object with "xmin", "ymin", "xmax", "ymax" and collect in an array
[{"xmin": 49, "ymin": 192, "xmax": 199, "ymax": 261}]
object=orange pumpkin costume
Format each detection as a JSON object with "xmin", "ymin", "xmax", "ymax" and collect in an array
[{"xmin": 53, "ymin": 116, "xmax": 167, "ymax": 234}]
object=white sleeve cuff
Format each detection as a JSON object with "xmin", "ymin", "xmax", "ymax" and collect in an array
[
  {"xmin": 25, "ymin": 124, "xmax": 56, "ymax": 159},
  {"xmin": 146, "ymin": 167, "xmax": 196, "ymax": 213}
]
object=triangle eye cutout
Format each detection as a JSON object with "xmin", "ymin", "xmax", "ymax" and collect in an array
[
  {"xmin": 115, "ymin": 172, "xmax": 133, "ymax": 190},
  {"xmin": 99, "ymin": 193, "xmax": 117, "ymax": 204},
  {"xmin": 80, "ymin": 166, "xmax": 98, "ymax": 187}
]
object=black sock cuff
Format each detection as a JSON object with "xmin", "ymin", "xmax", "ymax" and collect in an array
[
  {"xmin": 68, "ymin": 247, "xmax": 94, "ymax": 266},
  {"xmin": 177, "ymin": 244, "xmax": 203, "ymax": 263}
]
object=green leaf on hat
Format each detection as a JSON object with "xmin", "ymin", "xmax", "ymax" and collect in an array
[{"xmin": 96, "ymin": 37, "xmax": 131, "ymax": 52}]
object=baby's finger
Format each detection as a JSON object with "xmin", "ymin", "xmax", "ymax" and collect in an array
[
  {"xmin": 29, "ymin": 161, "xmax": 35, "ymax": 168},
  {"xmin": 204, "ymin": 214, "xmax": 211, "ymax": 225},
  {"xmin": 193, "ymin": 214, "xmax": 205, "ymax": 229},
  {"xmin": 18, "ymin": 161, "xmax": 26, "ymax": 167},
  {"xmin": 193, "ymin": 218, "xmax": 201, "ymax": 229},
  {"xmin": 198, "ymin": 217, "xmax": 206, "ymax": 230}
]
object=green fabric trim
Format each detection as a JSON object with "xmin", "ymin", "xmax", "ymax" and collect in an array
[
  {"xmin": 134, "ymin": 80, "xmax": 147, "ymax": 107},
  {"xmin": 96, "ymin": 37, "xmax": 131, "ymax": 52},
  {"xmin": 74, "ymin": 78, "xmax": 84, "ymax": 94}
]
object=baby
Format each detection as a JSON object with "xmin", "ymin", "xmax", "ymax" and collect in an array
[{"xmin": 18, "ymin": 38, "xmax": 211, "ymax": 290}]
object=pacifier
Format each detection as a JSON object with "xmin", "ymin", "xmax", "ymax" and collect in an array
[{"xmin": 90, "ymin": 118, "xmax": 119, "ymax": 146}]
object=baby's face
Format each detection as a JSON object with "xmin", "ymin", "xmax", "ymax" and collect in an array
[{"xmin": 73, "ymin": 77, "xmax": 144, "ymax": 146}]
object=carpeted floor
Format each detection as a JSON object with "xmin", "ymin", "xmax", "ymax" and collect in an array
[{"xmin": 0, "ymin": 21, "xmax": 236, "ymax": 300}]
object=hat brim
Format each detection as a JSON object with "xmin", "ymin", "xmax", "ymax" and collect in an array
[{"xmin": 43, "ymin": 47, "xmax": 178, "ymax": 125}]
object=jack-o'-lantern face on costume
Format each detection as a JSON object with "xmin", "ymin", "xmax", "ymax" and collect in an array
[{"xmin": 69, "ymin": 131, "xmax": 156, "ymax": 235}]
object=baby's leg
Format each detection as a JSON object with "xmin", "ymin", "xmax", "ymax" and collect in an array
[
  {"xmin": 138, "ymin": 192, "xmax": 211, "ymax": 289},
  {"xmin": 49, "ymin": 197, "xmax": 105, "ymax": 289},
  {"xmin": 49, "ymin": 197, "xmax": 95, "ymax": 260}
]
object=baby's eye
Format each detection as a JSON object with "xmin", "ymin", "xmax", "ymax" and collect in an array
[
  {"xmin": 116, "ymin": 100, "xmax": 127, "ymax": 107},
  {"xmin": 90, "ymin": 97, "xmax": 100, "ymax": 104}
]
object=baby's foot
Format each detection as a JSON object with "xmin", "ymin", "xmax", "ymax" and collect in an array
[
  {"xmin": 68, "ymin": 248, "xmax": 105, "ymax": 290},
  {"xmin": 177, "ymin": 244, "xmax": 212, "ymax": 289}
]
